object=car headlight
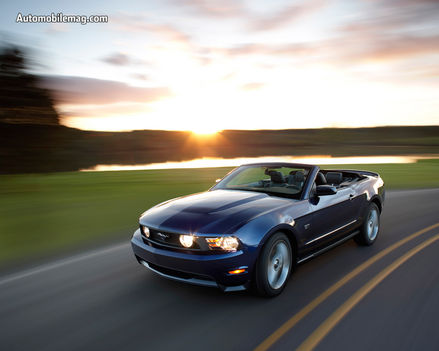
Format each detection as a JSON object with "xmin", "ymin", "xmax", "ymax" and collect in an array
[
  {"xmin": 179, "ymin": 234, "xmax": 194, "ymax": 248},
  {"xmin": 142, "ymin": 226, "xmax": 150, "ymax": 238},
  {"xmin": 205, "ymin": 236, "xmax": 239, "ymax": 251}
]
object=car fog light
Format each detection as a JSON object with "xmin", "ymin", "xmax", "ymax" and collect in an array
[
  {"xmin": 206, "ymin": 236, "xmax": 239, "ymax": 251},
  {"xmin": 179, "ymin": 234, "xmax": 194, "ymax": 248},
  {"xmin": 228, "ymin": 268, "xmax": 246, "ymax": 275},
  {"xmin": 142, "ymin": 226, "xmax": 150, "ymax": 238}
]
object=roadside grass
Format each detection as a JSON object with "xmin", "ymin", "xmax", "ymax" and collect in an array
[{"xmin": 1, "ymin": 159, "xmax": 438, "ymax": 266}]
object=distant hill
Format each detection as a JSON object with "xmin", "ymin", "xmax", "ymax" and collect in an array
[{"xmin": 1, "ymin": 123, "xmax": 439, "ymax": 174}]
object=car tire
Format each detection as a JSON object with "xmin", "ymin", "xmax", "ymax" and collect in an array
[
  {"xmin": 354, "ymin": 202, "xmax": 380, "ymax": 246},
  {"xmin": 254, "ymin": 232, "xmax": 293, "ymax": 297}
]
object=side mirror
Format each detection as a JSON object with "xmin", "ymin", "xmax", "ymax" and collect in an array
[{"xmin": 316, "ymin": 185, "xmax": 337, "ymax": 196}]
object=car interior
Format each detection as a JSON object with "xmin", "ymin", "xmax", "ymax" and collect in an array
[
  {"xmin": 263, "ymin": 169, "xmax": 363, "ymax": 190},
  {"xmin": 222, "ymin": 166, "xmax": 366, "ymax": 198},
  {"xmin": 316, "ymin": 170, "xmax": 364, "ymax": 188},
  {"xmin": 225, "ymin": 167, "xmax": 310, "ymax": 196},
  {"xmin": 263, "ymin": 169, "xmax": 307, "ymax": 191}
]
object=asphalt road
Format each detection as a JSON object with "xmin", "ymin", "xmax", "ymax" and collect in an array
[{"xmin": 1, "ymin": 189, "xmax": 439, "ymax": 351}]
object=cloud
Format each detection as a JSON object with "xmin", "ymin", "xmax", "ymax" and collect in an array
[
  {"xmin": 41, "ymin": 75, "xmax": 171, "ymax": 105},
  {"xmin": 172, "ymin": 0, "xmax": 246, "ymax": 18},
  {"xmin": 216, "ymin": 32, "xmax": 439, "ymax": 68},
  {"xmin": 348, "ymin": 35, "xmax": 439, "ymax": 62},
  {"xmin": 221, "ymin": 42, "xmax": 318, "ymax": 58},
  {"xmin": 247, "ymin": 0, "xmax": 328, "ymax": 31},
  {"xmin": 101, "ymin": 53, "xmax": 132, "ymax": 66},
  {"xmin": 337, "ymin": 0, "xmax": 439, "ymax": 38},
  {"xmin": 131, "ymin": 73, "xmax": 150, "ymax": 81},
  {"xmin": 111, "ymin": 14, "xmax": 191, "ymax": 45},
  {"xmin": 241, "ymin": 82, "xmax": 265, "ymax": 91},
  {"xmin": 172, "ymin": 0, "xmax": 327, "ymax": 31},
  {"xmin": 100, "ymin": 52, "xmax": 149, "ymax": 66},
  {"xmin": 190, "ymin": 0, "xmax": 439, "ymax": 69},
  {"xmin": 60, "ymin": 102, "xmax": 152, "ymax": 118},
  {"xmin": 331, "ymin": 0, "xmax": 439, "ymax": 65},
  {"xmin": 146, "ymin": 23, "xmax": 192, "ymax": 45}
]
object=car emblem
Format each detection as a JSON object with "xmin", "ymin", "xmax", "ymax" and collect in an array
[{"xmin": 156, "ymin": 232, "xmax": 169, "ymax": 240}]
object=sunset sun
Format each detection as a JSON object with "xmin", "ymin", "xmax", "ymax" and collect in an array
[{"xmin": 190, "ymin": 126, "xmax": 222, "ymax": 136}]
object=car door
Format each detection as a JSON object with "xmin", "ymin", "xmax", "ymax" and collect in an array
[{"xmin": 304, "ymin": 184, "xmax": 358, "ymax": 253}]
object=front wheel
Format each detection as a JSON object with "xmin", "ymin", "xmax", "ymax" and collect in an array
[
  {"xmin": 254, "ymin": 232, "xmax": 293, "ymax": 297},
  {"xmin": 354, "ymin": 203, "xmax": 380, "ymax": 246}
]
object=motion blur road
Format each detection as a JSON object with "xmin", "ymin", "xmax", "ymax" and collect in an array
[{"xmin": 1, "ymin": 189, "xmax": 439, "ymax": 351}]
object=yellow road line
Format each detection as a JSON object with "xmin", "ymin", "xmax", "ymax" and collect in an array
[
  {"xmin": 254, "ymin": 222, "xmax": 439, "ymax": 351},
  {"xmin": 297, "ymin": 233, "xmax": 439, "ymax": 351}
]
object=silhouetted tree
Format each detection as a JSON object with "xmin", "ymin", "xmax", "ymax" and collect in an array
[
  {"xmin": 0, "ymin": 45, "xmax": 64, "ymax": 173},
  {"xmin": 0, "ymin": 46, "xmax": 59, "ymax": 125}
]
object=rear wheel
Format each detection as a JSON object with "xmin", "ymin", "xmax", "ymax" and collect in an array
[
  {"xmin": 254, "ymin": 232, "xmax": 293, "ymax": 297},
  {"xmin": 355, "ymin": 203, "xmax": 380, "ymax": 246}
]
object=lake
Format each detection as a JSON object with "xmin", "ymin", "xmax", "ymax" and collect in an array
[{"xmin": 80, "ymin": 155, "xmax": 433, "ymax": 172}]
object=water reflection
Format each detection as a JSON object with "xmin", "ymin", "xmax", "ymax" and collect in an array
[{"xmin": 80, "ymin": 155, "xmax": 430, "ymax": 172}]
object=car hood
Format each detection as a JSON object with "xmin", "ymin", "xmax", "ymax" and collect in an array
[{"xmin": 139, "ymin": 189, "xmax": 296, "ymax": 234}]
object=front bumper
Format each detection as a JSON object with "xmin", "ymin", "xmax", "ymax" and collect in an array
[{"xmin": 131, "ymin": 229, "xmax": 253, "ymax": 291}]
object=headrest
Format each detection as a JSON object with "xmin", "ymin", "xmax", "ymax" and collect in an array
[
  {"xmin": 316, "ymin": 172, "xmax": 327, "ymax": 185},
  {"xmin": 294, "ymin": 171, "xmax": 305, "ymax": 182},
  {"xmin": 268, "ymin": 170, "xmax": 285, "ymax": 184},
  {"xmin": 326, "ymin": 172, "xmax": 342, "ymax": 185}
]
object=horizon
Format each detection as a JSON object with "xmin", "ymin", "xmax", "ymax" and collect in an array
[
  {"xmin": 4, "ymin": 122, "xmax": 439, "ymax": 134},
  {"xmin": 39, "ymin": 124, "xmax": 439, "ymax": 134},
  {"xmin": 1, "ymin": 0, "xmax": 438, "ymax": 132}
]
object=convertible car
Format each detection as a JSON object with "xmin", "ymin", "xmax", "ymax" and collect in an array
[{"xmin": 131, "ymin": 163, "xmax": 385, "ymax": 296}]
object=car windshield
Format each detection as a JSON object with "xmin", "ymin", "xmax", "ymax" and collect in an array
[{"xmin": 214, "ymin": 165, "xmax": 309, "ymax": 198}]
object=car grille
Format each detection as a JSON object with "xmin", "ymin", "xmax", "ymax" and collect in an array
[
  {"xmin": 140, "ymin": 226, "xmax": 201, "ymax": 250},
  {"xmin": 146, "ymin": 261, "xmax": 214, "ymax": 281}
]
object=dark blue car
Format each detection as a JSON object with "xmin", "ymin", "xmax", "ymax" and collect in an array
[{"xmin": 131, "ymin": 163, "xmax": 385, "ymax": 296}]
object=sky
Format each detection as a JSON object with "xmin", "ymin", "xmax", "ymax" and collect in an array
[{"xmin": 1, "ymin": 0, "xmax": 438, "ymax": 133}]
